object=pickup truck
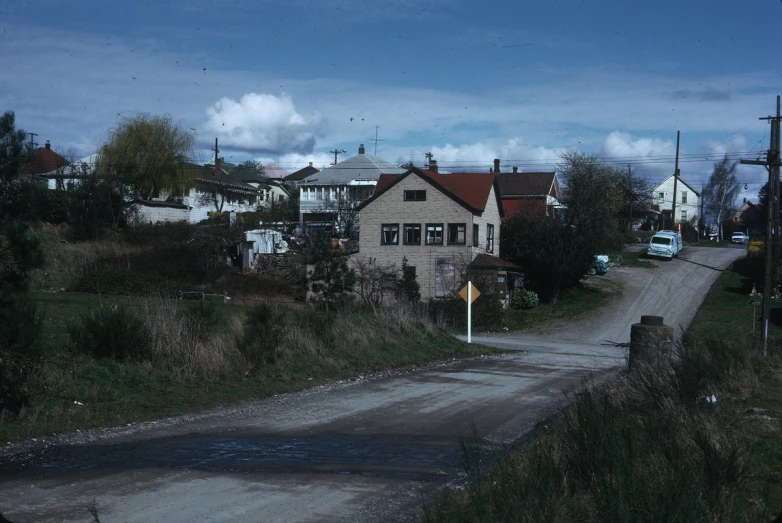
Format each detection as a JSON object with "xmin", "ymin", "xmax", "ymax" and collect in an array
[{"xmin": 648, "ymin": 230, "xmax": 682, "ymax": 259}]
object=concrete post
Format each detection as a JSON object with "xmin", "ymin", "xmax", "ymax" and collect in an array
[{"xmin": 629, "ymin": 315, "xmax": 674, "ymax": 370}]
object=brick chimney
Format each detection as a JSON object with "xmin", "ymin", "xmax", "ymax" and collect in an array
[
  {"xmin": 513, "ymin": 166, "xmax": 518, "ymax": 173},
  {"xmin": 308, "ymin": 162, "xmax": 313, "ymax": 167},
  {"xmin": 494, "ymin": 158, "xmax": 500, "ymax": 174},
  {"xmin": 358, "ymin": 144, "xmax": 365, "ymax": 154},
  {"xmin": 429, "ymin": 160, "xmax": 438, "ymax": 173},
  {"xmin": 45, "ymin": 140, "xmax": 51, "ymax": 150}
]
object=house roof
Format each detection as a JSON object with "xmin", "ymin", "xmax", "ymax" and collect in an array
[
  {"xmin": 360, "ymin": 167, "xmax": 499, "ymax": 215},
  {"xmin": 25, "ymin": 146, "xmax": 69, "ymax": 175},
  {"xmin": 652, "ymin": 173, "xmax": 701, "ymax": 196},
  {"xmin": 299, "ymin": 150, "xmax": 404, "ymax": 186},
  {"xmin": 468, "ymin": 254, "xmax": 524, "ymax": 273},
  {"xmin": 285, "ymin": 165, "xmax": 319, "ymax": 181},
  {"xmin": 496, "ymin": 172, "xmax": 557, "ymax": 197}
]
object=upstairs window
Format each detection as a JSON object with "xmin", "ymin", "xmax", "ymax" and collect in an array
[
  {"xmin": 404, "ymin": 224, "xmax": 421, "ymax": 245},
  {"xmin": 658, "ymin": 192, "xmax": 665, "ymax": 204},
  {"xmin": 404, "ymin": 190, "xmax": 426, "ymax": 201},
  {"xmin": 681, "ymin": 191, "xmax": 688, "ymax": 204},
  {"xmin": 486, "ymin": 224, "xmax": 495, "ymax": 253},
  {"xmin": 381, "ymin": 224, "xmax": 399, "ymax": 245},
  {"xmin": 472, "ymin": 224, "xmax": 479, "ymax": 247},
  {"xmin": 448, "ymin": 223, "xmax": 466, "ymax": 245},
  {"xmin": 426, "ymin": 224, "xmax": 443, "ymax": 245}
]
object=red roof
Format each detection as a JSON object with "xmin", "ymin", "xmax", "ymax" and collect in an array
[
  {"xmin": 469, "ymin": 254, "xmax": 524, "ymax": 272},
  {"xmin": 496, "ymin": 172, "xmax": 557, "ymax": 197},
  {"xmin": 25, "ymin": 146, "xmax": 69, "ymax": 175},
  {"xmin": 371, "ymin": 168, "xmax": 496, "ymax": 213}
]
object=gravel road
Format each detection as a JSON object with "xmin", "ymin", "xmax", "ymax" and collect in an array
[{"xmin": 0, "ymin": 246, "xmax": 745, "ymax": 523}]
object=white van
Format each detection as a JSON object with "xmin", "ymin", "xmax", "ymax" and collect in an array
[{"xmin": 648, "ymin": 230, "xmax": 682, "ymax": 259}]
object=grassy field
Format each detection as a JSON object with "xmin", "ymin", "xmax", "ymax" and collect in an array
[
  {"xmin": 1, "ymin": 292, "xmax": 498, "ymax": 442},
  {"xmin": 423, "ymin": 257, "xmax": 782, "ymax": 522}
]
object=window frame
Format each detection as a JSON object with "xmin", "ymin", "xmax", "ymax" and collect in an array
[
  {"xmin": 447, "ymin": 223, "xmax": 467, "ymax": 245},
  {"xmin": 681, "ymin": 210, "xmax": 687, "ymax": 222},
  {"xmin": 403, "ymin": 223, "xmax": 422, "ymax": 245},
  {"xmin": 403, "ymin": 190, "xmax": 427, "ymax": 202},
  {"xmin": 472, "ymin": 224, "xmax": 479, "ymax": 247},
  {"xmin": 486, "ymin": 223, "xmax": 495, "ymax": 254},
  {"xmin": 381, "ymin": 223, "xmax": 400, "ymax": 245},
  {"xmin": 425, "ymin": 223, "xmax": 444, "ymax": 246},
  {"xmin": 681, "ymin": 191, "xmax": 688, "ymax": 204}
]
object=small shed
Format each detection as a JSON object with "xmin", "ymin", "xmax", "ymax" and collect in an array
[{"xmin": 467, "ymin": 254, "xmax": 525, "ymax": 308}]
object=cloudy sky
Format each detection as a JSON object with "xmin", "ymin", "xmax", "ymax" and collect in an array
[{"xmin": 1, "ymin": 0, "xmax": 779, "ymax": 197}]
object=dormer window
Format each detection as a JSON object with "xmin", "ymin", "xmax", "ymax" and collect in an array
[{"xmin": 404, "ymin": 190, "xmax": 426, "ymax": 201}]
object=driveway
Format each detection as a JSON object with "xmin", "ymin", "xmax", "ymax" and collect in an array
[{"xmin": 0, "ymin": 246, "xmax": 745, "ymax": 523}]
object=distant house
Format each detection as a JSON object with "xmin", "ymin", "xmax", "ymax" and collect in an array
[
  {"xmin": 298, "ymin": 144, "xmax": 405, "ymax": 235},
  {"xmin": 651, "ymin": 174, "xmax": 701, "ymax": 226},
  {"xmin": 492, "ymin": 159, "xmax": 561, "ymax": 219},
  {"xmin": 261, "ymin": 163, "xmax": 290, "ymax": 180},
  {"xmin": 24, "ymin": 140, "xmax": 69, "ymax": 179},
  {"xmin": 284, "ymin": 162, "xmax": 319, "ymax": 188},
  {"xmin": 732, "ymin": 198, "xmax": 764, "ymax": 236},
  {"xmin": 356, "ymin": 167, "xmax": 511, "ymax": 300}
]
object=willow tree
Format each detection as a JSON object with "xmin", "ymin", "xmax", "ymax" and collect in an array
[
  {"xmin": 703, "ymin": 155, "xmax": 740, "ymax": 240},
  {"xmin": 97, "ymin": 113, "xmax": 195, "ymax": 208}
]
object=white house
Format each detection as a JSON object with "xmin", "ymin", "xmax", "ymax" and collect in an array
[
  {"xmin": 651, "ymin": 173, "xmax": 701, "ymax": 225},
  {"xmin": 298, "ymin": 144, "xmax": 405, "ymax": 234}
]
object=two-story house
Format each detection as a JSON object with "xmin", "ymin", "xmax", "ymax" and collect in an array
[
  {"xmin": 651, "ymin": 173, "xmax": 700, "ymax": 226},
  {"xmin": 298, "ymin": 144, "xmax": 405, "ymax": 235},
  {"xmin": 357, "ymin": 167, "xmax": 506, "ymax": 299}
]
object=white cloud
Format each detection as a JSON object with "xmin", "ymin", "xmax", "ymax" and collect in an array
[
  {"xmin": 419, "ymin": 138, "xmax": 563, "ymax": 172},
  {"xmin": 203, "ymin": 93, "xmax": 327, "ymax": 155},
  {"xmin": 599, "ymin": 132, "xmax": 675, "ymax": 160}
]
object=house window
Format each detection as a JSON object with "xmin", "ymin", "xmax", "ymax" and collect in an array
[
  {"xmin": 658, "ymin": 192, "xmax": 665, "ymax": 204},
  {"xmin": 486, "ymin": 224, "xmax": 494, "ymax": 253},
  {"xmin": 681, "ymin": 210, "xmax": 687, "ymax": 222},
  {"xmin": 425, "ymin": 224, "xmax": 444, "ymax": 245},
  {"xmin": 381, "ymin": 224, "xmax": 399, "ymax": 245},
  {"xmin": 404, "ymin": 190, "xmax": 426, "ymax": 201},
  {"xmin": 404, "ymin": 224, "xmax": 421, "ymax": 245},
  {"xmin": 472, "ymin": 224, "xmax": 479, "ymax": 247},
  {"xmin": 681, "ymin": 191, "xmax": 688, "ymax": 204},
  {"xmin": 448, "ymin": 223, "xmax": 466, "ymax": 245},
  {"xmin": 435, "ymin": 257, "xmax": 456, "ymax": 297}
]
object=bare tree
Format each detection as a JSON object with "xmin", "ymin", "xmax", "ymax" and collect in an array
[
  {"xmin": 703, "ymin": 154, "xmax": 740, "ymax": 240},
  {"xmin": 316, "ymin": 186, "xmax": 373, "ymax": 238}
]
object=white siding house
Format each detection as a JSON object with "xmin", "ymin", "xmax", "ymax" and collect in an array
[{"xmin": 651, "ymin": 174, "xmax": 700, "ymax": 225}]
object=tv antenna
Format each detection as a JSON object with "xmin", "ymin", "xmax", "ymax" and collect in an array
[{"xmin": 369, "ymin": 126, "xmax": 385, "ymax": 155}]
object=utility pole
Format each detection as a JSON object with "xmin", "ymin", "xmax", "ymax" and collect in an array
[
  {"xmin": 213, "ymin": 137, "xmax": 219, "ymax": 177},
  {"xmin": 626, "ymin": 165, "xmax": 633, "ymax": 234},
  {"xmin": 330, "ymin": 148, "xmax": 346, "ymax": 165},
  {"xmin": 369, "ymin": 126, "xmax": 385, "ymax": 156},
  {"xmin": 27, "ymin": 132, "xmax": 38, "ymax": 150},
  {"xmin": 740, "ymin": 95, "xmax": 781, "ymax": 354},
  {"xmin": 700, "ymin": 185, "xmax": 706, "ymax": 239},
  {"xmin": 671, "ymin": 130, "xmax": 681, "ymax": 233},
  {"xmin": 425, "ymin": 152, "xmax": 433, "ymax": 169}
]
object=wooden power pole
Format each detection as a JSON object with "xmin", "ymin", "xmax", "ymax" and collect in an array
[
  {"xmin": 741, "ymin": 95, "xmax": 781, "ymax": 354},
  {"xmin": 671, "ymin": 131, "xmax": 681, "ymax": 231}
]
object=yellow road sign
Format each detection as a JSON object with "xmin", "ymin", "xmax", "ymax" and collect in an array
[{"xmin": 459, "ymin": 282, "xmax": 480, "ymax": 304}]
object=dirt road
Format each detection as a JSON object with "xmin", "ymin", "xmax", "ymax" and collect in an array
[{"xmin": 0, "ymin": 246, "xmax": 744, "ymax": 523}]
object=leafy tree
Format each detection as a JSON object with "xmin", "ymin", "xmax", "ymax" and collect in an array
[
  {"xmin": 613, "ymin": 164, "xmax": 653, "ymax": 237},
  {"xmin": 97, "ymin": 114, "xmax": 195, "ymax": 226},
  {"xmin": 307, "ymin": 231, "xmax": 356, "ymax": 310},
  {"xmin": 0, "ymin": 110, "xmax": 44, "ymax": 416},
  {"xmin": 559, "ymin": 151, "xmax": 625, "ymax": 254},
  {"xmin": 703, "ymin": 154, "xmax": 740, "ymax": 240}
]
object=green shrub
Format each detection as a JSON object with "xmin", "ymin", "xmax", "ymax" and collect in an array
[
  {"xmin": 511, "ymin": 290, "xmax": 539, "ymax": 310},
  {"xmin": 0, "ymin": 292, "xmax": 44, "ymax": 415},
  {"xmin": 68, "ymin": 305, "xmax": 152, "ymax": 361},
  {"xmin": 181, "ymin": 300, "xmax": 221, "ymax": 339},
  {"xmin": 67, "ymin": 268, "xmax": 186, "ymax": 297},
  {"xmin": 237, "ymin": 304, "xmax": 287, "ymax": 365}
]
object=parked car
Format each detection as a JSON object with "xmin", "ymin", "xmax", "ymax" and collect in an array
[
  {"xmin": 648, "ymin": 230, "xmax": 682, "ymax": 259},
  {"xmin": 731, "ymin": 232, "xmax": 749, "ymax": 244}
]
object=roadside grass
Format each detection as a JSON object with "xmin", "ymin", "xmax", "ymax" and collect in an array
[
  {"xmin": 505, "ymin": 279, "xmax": 621, "ymax": 332},
  {"xmin": 421, "ymin": 257, "xmax": 782, "ymax": 522},
  {"xmin": 1, "ymin": 293, "xmax": 497, "ymax": 442}
]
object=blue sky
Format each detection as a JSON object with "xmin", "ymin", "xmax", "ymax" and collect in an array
[{"xmin": 1, "ymin": 0, "xmax": 779, "ymax": 197}]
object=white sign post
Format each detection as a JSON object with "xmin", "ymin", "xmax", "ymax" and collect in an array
[{"xmin": 459, "ymin": 282, "xmax": 481, "ymax": 344}]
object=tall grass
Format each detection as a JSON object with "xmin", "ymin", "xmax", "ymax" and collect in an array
[{"xmin": 423, "ymin": 340, "xmax": 777, "ymax": 523}]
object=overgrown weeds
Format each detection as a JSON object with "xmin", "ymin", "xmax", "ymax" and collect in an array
[{"xmin": 423, "ymin": 340, "xmax": 778, "ymax": 523}]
